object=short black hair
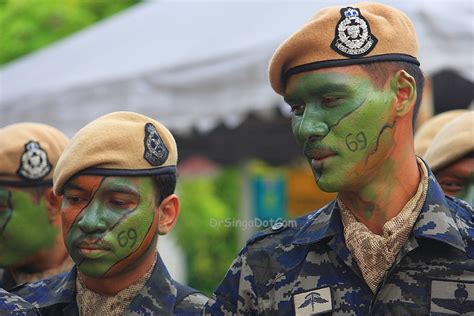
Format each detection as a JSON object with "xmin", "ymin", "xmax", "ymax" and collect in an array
[
  {"xmin": 152, "ymin": 173, "xmax": 177, "ymax": 205},
  {"xmin": 359, "ymin": 61, "xmax": 424, "ymax": 128}
]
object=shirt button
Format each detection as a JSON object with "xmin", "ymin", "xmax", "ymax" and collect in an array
[{"xmin": 272, "ymin": 222, "xmax": 285, "ymax": 231}]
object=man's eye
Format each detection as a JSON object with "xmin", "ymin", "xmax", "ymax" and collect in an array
[
  {"xmin": 109, "ymin": 199, "xmax": 131, "ymax": 209},
  {"xmin": 290, "ymin": 104, "xmax": 305, "ymax": 115},
  {"xmin": 440, "ymin": 182, "xmax": 463, "ymax": 192},
  {"xmin": 321, "ymin": 96, "xmax": 342, "ymax": 107},
  {"xmin": 65, "ymin": 196, "xmax": 86, "ymax": 205}
]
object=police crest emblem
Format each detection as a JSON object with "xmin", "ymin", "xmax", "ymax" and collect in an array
[
  {"xmin": 331, "ymin": 7, "xmax": 378, "ymax": 57},
  {"xmin": 143, "ymin": 123, "xmax": 169, "ymax": 166},
  {"xmin": 16, "ymin": 141, "xmax": 52, "ymax": 180}
]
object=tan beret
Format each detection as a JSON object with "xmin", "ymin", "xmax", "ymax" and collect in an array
[
  {"xmin": 0, "ymin": 123, "xmax": 69, "ymax": 186},
  {"xmin": 53, "ymin": 111, "xmax": 177, "ymax": 195},
  {"xmin": 269, "ymin": 2, "xmax": 419, "ymax": 95},
  {"xmin": 414, "ymin": 110, "xmax": 468, "ymax": 156},
  {"xmin": 423, "ymin": 111, "xmax": 474, "ymax": 172}
]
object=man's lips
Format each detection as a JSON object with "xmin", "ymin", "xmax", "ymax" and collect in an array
[
  {"xmin": 75, "ymin": 239, "xmax": 112, "ymax": 251},
  {"xmin": 305, "ymin": 148, "xmax": 337, "ymax": 161}
]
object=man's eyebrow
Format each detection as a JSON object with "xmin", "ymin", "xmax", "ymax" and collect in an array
[
  {"xmin": 311, "ymin": 83, "xmax": 352, "ymax": 95},
  {"xmin": 285, "ymin": 82, "xmax": 352, "ymax": 103},
  {"xmin": 102, "ymin": 184, "xmax": 139, "ymax": 196},
  {"xmin": 63, "ymin": 182, "xmax": 87, "ymax": 193},
  {"xmin": 440, "ymin": 174, "xmax": 467, "ymax": 181}
]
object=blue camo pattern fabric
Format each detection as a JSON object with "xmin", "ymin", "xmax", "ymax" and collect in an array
[
  {"xmin": 0, "ymin": 288, "xmax": 39, "ymax": 316},
  {"xmin": 205, "ymin": 166, "xmax": 474, "ymax": 315},
  {"xmin": 13, "ymin": 255, "xmax": 207, "ymax": 316}
]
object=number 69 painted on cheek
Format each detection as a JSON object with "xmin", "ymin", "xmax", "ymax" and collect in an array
[{"xmin": 117, "ymin": 228, "xmax": 137, "ymax": 248}]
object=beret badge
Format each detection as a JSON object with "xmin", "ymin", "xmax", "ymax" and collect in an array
[
  {"xmin": 331, "ymin": 7, "xmax": 378, "ymax": 57},
  {"xmin": 16, "ymin": 140, "xmax": 52, "ymax": 180},
  {"xmin": 143, "ymin": 123, "xmax": 169, "ymax": 166}
]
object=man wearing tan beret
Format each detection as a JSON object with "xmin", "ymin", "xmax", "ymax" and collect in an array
[
  {"xmin": 0, "ymin": 123, "xmax": 72, "ymax": 290},
  {"xmin": 205, "ymin": 2, "xmax": 474, "ymax": 315},
  {"xmin": 422, "ymin": 111, "xmax": 474, "ymax": 205},
  {"xmin": 13, "ymin": 112, "xmax": 208, "ymax": 315}
]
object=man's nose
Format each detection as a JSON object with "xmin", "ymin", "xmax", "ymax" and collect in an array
[
  {"xmin": 77, "ymin": 202, "xmax": 108, "ymax": 234},
  {"xmin": 298, "ymin": 106, "xmax": 329, "ymax": 141}
]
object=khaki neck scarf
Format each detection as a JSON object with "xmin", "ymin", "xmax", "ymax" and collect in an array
[
  {"xmin": 76, "ymin": 254, "xmax": 156, "ymax": 316},
  {"xmin": 338, "ymin": 158, "xmax": 428, "ymax": 292}
]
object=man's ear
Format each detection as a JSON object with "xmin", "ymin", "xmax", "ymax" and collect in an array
[
  {"xmin": 156, "ymin": 194, "xmax": 180, "ymax": 235},
  {"xmin": 391, "ymin": 69, "xmax": 417, "ymax": 117},
  {"xmin": 44, "ymin": 187, "xmax": 62, "ymax": 221}
]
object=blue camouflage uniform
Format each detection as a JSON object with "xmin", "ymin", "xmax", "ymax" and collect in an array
[
  {"xmin": 205, "ymin": 167, "xmax": 474, "ymax": 315},
  {"xmin": 0, "ymin": 288, "xmax": 39, "ymax": 316},
  {"xmin": 13, "ymin": 254, "xmax": 207, "ymax": 316}
]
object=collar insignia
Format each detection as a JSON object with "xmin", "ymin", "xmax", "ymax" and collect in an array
[
  {"xmin": 331, "ymin": 7, "xmax": 378, "ymax": 57},
  {"xmin": 16, "ymin": 141, "xmax": 52, "ymax": 180},
  {"xmin": 144, "ymin": 123, "xmax": 169, "ymax": 166}
]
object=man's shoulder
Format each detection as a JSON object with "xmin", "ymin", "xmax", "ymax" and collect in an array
[
  {"xmin": 12, "ymin": 270, "xmax": 74, "ymax": 307},
  {"xmin": 174, "ymin": 291, "xmax": 208, "ymax": 315},
  {"xmin": 0, "ymin": 288, "xmax": 39, "ymax": 315},
  {"xmin": 235, "ymin": 202, "xmax": 336, "ymax": 276},
  {"xmin": 445, "ymin": 195, "xmax": 473, "ymax": 221},
  {"xmin": 446, "ymin": 195, "xmax": 474, "ymax": 256},
  {"xmin": 245, "ymin": 202, "xmax": 335, "ymax": 250}
]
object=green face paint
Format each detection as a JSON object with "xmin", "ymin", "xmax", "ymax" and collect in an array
[
  {"xmin": 456, "ymin": 175, "xmax": 474, "ymax": 206},
  {"xmin": 436, "ymin": 157, "xmax": 474, "ymax": 206},
  {"xmin": 63, "ymin": 176, "xmax": 157, "ymax": 278},
  {"xmin": 285, "ymin": 70, "xmax": 396, "ymax": 193},
  {"xmin": 0, "ymin": 187, "xmax": 58, "ymax": 267}
]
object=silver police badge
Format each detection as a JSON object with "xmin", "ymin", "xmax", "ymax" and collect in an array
[
  {"xmin": 143, "ymin": 123, "xmax": 169, "ymax": 166},
  {"xmin": 16, "ymin": 141, "xmax": 52, "ymax": 180},
  {"xmin": 331, "ymin": 7, "xmax": 378, "ymax": 57}
]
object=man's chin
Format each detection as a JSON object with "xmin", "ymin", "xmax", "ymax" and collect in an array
[
  {"xmin": 77, "ymin": 261, "xmax": 110, "ymax": 279},
  {"xmin": 311, "ymin": 172, "xmax": 342, "ymax": 193}
]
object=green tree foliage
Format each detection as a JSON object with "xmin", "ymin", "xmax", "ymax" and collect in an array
[
  {"xmin": 175, "ymin": 168, "xmax": 240, "ymax": 295},
  {"xmin": 0, "ymin": 0, "xmax": 140, "ymax": 65}
]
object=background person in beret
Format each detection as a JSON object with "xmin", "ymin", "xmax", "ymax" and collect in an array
[
  {"xmin": 414, "ymin": 109, "xmax": 468, "ymax": 157},
  {"xmin": 0, "ymin": 123, "xmax": 72, "ymax": 290},
  {"xmin": 205, "ymin": 2, "xmax": 474, "ymax": 315},
  {"xmin": 13, "ymin": 111, "xmax": 207, "ymax": 315},
  {"xmin": 421, "ymin": 111, "xmax": 474, "ymax": 205}
]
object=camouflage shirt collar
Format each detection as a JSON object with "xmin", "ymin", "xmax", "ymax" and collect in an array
[
  {"xmin": 292, "ymin": 162, "xmax": 466, "ymax": 253},
  {"xmin": 127, "ymin": 252, "xmax": 177, "ymax": 314},
  {"xmin": 292, "ymin": 200, "xmax": 341, "ymax": 245},
  {"xmin": 27, "ymin": 253, "xmax": 178, "ymax": 313},
  {"xmin": 412, "ymin": 165, "xmax": 466, "ymax": 252}
]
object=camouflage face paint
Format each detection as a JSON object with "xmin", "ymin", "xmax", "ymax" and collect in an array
[
  {"xmin": 436, "ymin": 157, "xmax": 474, "ymax": 205},
  {"xmin": 62, "ymin": 175, "xmax": 158, "ymax": 278},
  {"xmin": 285, "ymin": 68, "xmax": 396, "ymax": 193},
  {"xmin": 0, "ymin": 187, "xmax": 58, "ymax": 267}
]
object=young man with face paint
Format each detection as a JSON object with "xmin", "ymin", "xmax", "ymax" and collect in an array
[
  {"xmin": 422, "ymin": 112, "xmax": 474, "ymax": 206},
  {"xmin": 205, "ymin": 3, "xmax": 474, "ymax": 315},
  {"xmin": 0, "ymin": 123, "xmax": 72, "ymax": 290},
  {"xmin": 14, "ymin": 112, "xmax": 207, "ymax": 315}
]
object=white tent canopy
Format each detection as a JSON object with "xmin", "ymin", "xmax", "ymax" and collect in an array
[{"xmin": 0, "ymin": 0, "xmax": 472, "ymax": 136}]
